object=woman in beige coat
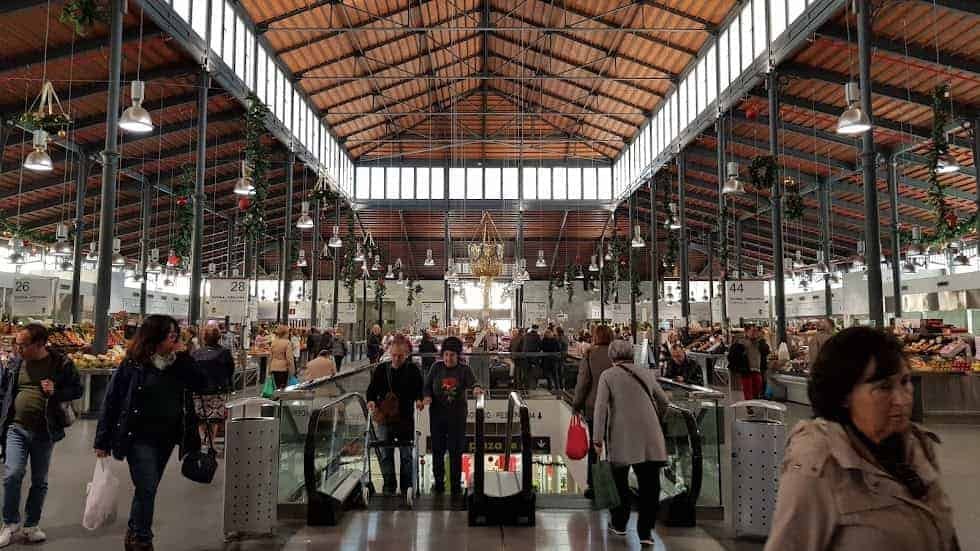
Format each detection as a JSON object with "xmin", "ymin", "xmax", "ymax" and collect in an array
[
  {"xmin": 269, "ymin": 325, "xmax": 295, "ymax": 390},
  {"xmin": 766, "ymin": 327, "xmax": 959, "ymax": 551}
]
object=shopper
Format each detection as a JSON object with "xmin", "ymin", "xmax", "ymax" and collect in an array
[
  {"xmin": 94, "ymin": 314, "xmax": 207, "ymax": 551},
  {"xmin": 806, "ymin": 317, "xmax": 835, "ymax": 365},
  {"xmin": 306, "ymin": 328, "xmax": 321, "ymax": 363},
  {"xmin": 523, "ymin": 325, "xmax": 542, "ymax": 388},
  {"xmin": 331, "ymin": 328, "xmax": 348, "ymax": 372},
  {"xmin": 0, "ymin": 324, "xmax": 83, "ymax": 547},
  {"xmin": 366, "ymin": 324, "xmax": 383, "ymax": 364},
  {"xmin": 289, "ymin": 329, "xmax": 302, "ymax": 367},
  {"xmin": 766, "ymin": 327, "xmax": 959, "ymax": 551},
  {"xmin": 190, "ymin": 325, "xmax": 235, "ymax": 445},
  {"xmin": 665, "ymin": 343, "xmax": 704, "ymax": 386},
  {"xmin": 592, "ymin": 339, "xmax": 669, "ymax": 545},
  {"xmin": 366, "ymin": 334, "xmax": 423, "ymax": 497},
  {"xmin": 422, "ymin": 336, "xmax": 483, "ymax": 496},
  {"xmin": 418, "ymin": 330, "xmax": 438, "ymax": 374},
  {"xmin": 181, "ymin": 326, "xmax": 200, "ymax": 354},
  {"xmin": 269, "ymin": 325, "xmax": 295, "ymax": 390},
  {"xmin": 727, "ymin": 325, "xmax": 769, "ymax": 400},
  {"xmin": 571, "ymin": 325, "xmax": 614, "ymax": 499},
  {"xmin": 304, "ymin": 350, "xmax": 337, "ymax": 381},
  {"xmin": 540, "ymin": 329, "xmax": 562, "ymax": 391}
]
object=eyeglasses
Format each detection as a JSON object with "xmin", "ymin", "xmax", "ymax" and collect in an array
[{"xmin": 167, "ymin": 332, "xmax": 179, "ymax": 342}]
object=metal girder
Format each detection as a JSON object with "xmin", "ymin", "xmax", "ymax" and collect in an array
[
  {"xmin": 255, "ymin": 0, "xmax": 336, "ymax": 29},
  {"xmin": 782, "ymin": 63, "xmax": 976, "ymax": 118},
  {"xmin": 703, "ymin": 130, "xmax": 855, "ymax": 172},
  {"xmin": 818, "ymin": 24, "xmax": 980, "ymax": 77},
  {"xmin": 493, "ymin": 77, "xmax": 640, "ymax": 130},
  {"xmin": 0, "ymin": 28, "xmax": 163, "ymax": 74},
  {"xmin": 924, "ymin": 0, "xmax": 980, "ymax": 16},
  {"xmin": 490, "ymin": 85, "xmax": 629, "ymax": 146},
  {"xmin": 0, "ymin": 1, "xmax": 47, "ymax": 15}
]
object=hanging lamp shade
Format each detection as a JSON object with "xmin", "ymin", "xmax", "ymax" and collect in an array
[
  {"xmin": 24, "ymin": 130, "xmax": 53, "ymax": 172},
  {"xmin": 588, "ymin": 255, "xmax": 600, "ymax": 272},
  {"xmin": 668, "ymin": 203, "xmax": 681, "ymax": 230},
  {"xmin": 234, "ymin": 161, "xmax": 256, "ymax": 196},
  {"xmin": 111, "ymin": 238, "xmax": 126, "ymax": 267},
  {"xmin": 372, "ymin": 255, "xmax": 382, "ymax": 272},
  {"xmin": 631, "ymin": 224, "xmax": 646, "ymax": 248},
  {"xmin": 296, "ymin": 201, "xmax": 314, "ymax": 229},
  {"xmin": 936, "ymin": 152, "xmax": 961, "ymax": 174},
  {"xmin": 604, "ymin": 244, "xmax": 613, "ymax": 262},
  {"xmin": 535, "ymin": 249, "xmax": 547, "ymax": 268},
  {"xmin": 146, "ymin": 247, "xmax": 162, "ymax": 273},
  {"xmin": 85, "ymin": 241, "xmax": 99, "ymax": 262},
  {"xmin": 166, "ymin": 248, "xmax": 180, "ymax": 267},
  {"xmin": 836, "ymin": 82, "xmax": 871, "ymax": 135},
  {"xmin": 296, "ymin": 249, "xmax": 308, "ymax": 267},
  {"xmin": 353, "ymin": 243, "xmax": 365, "ymax": 262},
  {"xmin": 321, "ymin": 243, "xmax": 330, "ymax": 258},
  {"xmin": 51, "ymin": 223, "xmax": 72, "ymax": 256},
  {"xmin": 757, "ymin": 262, "xmax": 765, "ymax": 277},
  {"xmin": 328, "ymin": 225, "xmax": 343, "ymax": 248},
  {"xmin": 119, "ymin": 81, "xmax": 154, "ymax": 134},
  {"xmin": 8, "ymin": 239, "xmax": 25, "ymax": 264},
  {"xmin": 574, "ymin": 265, "xmax": 585, "ymax": 279},
  {"xmin": 424, "ymin": 248, "xmax": 435, "ymax": 267},
  {"xmin": 722, "ymin": 161, "xmax": 747, "ymax": 194}
]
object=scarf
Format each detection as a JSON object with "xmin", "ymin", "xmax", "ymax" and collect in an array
[
  {"xmin": 848, "ymin": 423, "xmax": 928, "ymax": 500},
  {"xmin": 151, "ymin": 352, "xmax": 176, "ymax": 371}
]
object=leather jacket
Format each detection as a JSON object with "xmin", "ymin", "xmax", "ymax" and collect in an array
[{"xmin": 0, "ymin": 349, "xmax": 83, "ymax": 448}]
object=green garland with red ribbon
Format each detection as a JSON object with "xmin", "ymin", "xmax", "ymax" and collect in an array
[
  {"xmin": 170, "ymin": 167, "xmax": 194, "ymax": 264},
  {"xmin": 242, "ymin": 95, "xmax": 270, "ymax": 242}
]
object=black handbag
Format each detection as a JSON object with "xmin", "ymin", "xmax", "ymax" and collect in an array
[{"xmin": 181, "ymin": 429, "xmax": 217, "ymax": 484}]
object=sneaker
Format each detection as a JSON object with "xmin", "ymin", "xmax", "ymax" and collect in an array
[
  {"xmin": 0, "ymin": 524, "xmax": 19, "ymax": 547},
  {"xmin": 431, "ymin": 484, "xmax": 445, "ymax": 495},
  {"xmin": 608, "ymin": 524, "xmax": 627, "ymax": 537},
  {"xmin": 584, "ymin": 488, "xmax": 595, "ymax": 500},
  {"xmin": 405, "ymin": 487, "xmax": 414, "ymax": 508},
  {"xmin": 639, "ymin": 536, "xmax": 656, "ymax": 546},
  {"xmin": 22, "ymin": 526, "xmax": 46, "ymax": 543}
]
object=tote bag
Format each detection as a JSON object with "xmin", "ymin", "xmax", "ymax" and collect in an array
[
  {"xmin": 591, "ymin": 447, "xmax": 621, "ymax": 510},
  {"xmin": 565, "ymin": 415, "xmax": 589, "ymax": 460}
]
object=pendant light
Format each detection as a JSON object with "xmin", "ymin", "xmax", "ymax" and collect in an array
[
  {"xmin": 296, "ymin": 201, "xmax": 314, "ymax": 229},
  {"xmin": 233, "ymin": 161, "xmax": 255, "ymax": 196},
  {"xmin": 328, "ymin": 225, "xmax": 342, "ymax": 247},
  {"xmin": 853, "ymin": 239, "xmax": 866, "ymax": 269},
  {"xmin": 757, "ymin": 262, "xmax": 765, "ymax": 277},
  {"xmin": 574, "ymin": 263, "xmax": 585, "ymax": 279},
  {"xmin": 424, "ymin": 248, "xmax": 435, "ymax": 267},
  {"xmin": 902, "ymin": 256, "xmax": 917, "ymax": 274},
  {"xmin": 296, "ymin": 249, "xmax": 308, "ymax": 267},
  {"xmin": 353, "ymin": 242, "xmax": 365, "ymax": 262},
  {"xmin": 321, "ymin": 243, "xmax": 330, "ymax": 258},
  {"xmin": 668, "ymin": 203, "xmax": 681, "ymax": 230},
  {"xmin": 51, "ymin": 223, "xmax": 72, "ymax": 256},
  {"xmin": 119, "ymin": 81, "xmax": 154, "ymax": 134},
  {"xmin": 836, "ymin": 82, "xmax": 871, "ymax": 135},
  {"xmin": 111, "ymin": 238, "xmax": 126, "ymax": 267},
  {"xmin": 814, "ymin": 250, "xmax": 828, "ymax": 274},
  {"xmin": 166, "ymin": 248, "xmax": 180, "ymax": 267},
  {"xmin": 24, "ymin": 130, "xmax": 53, "ymax": 172},
  {"xmin": 86, "ymin": 241, "xmax": 99, "ymax": 262},
  {"xmin": 146, "ymin": 248, "xmax": 162, "ymax": 273},
  {"xmin": 372, "ymin": 254, "xmax": 382, "ymax": 272},
  {"xmin": 8, "ymin": 239, "xmax": 25, "ymax": 264},
  {"xmin": 722, "ymin": 162, "xmax": 747, "ymax": 194},
  {"xmin": 604, "ymin": 244, "xmax": 612, "ymax": 262},
  {"xmin": 631, "ymin": 225, "xmax": 646, "ymax": 248},
  {"xmin": 535, "ymin": 249, "xmax": 547, "ymax": 268},
  {"xmin": 588, "ymin": 255, "xmax": 600, "ymax": 272},
  {"xmin": 936, "ymin": 151, "xmax": 961, "ymax": 174}
]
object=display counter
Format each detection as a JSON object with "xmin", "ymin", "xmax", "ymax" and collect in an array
[
  {"xmin": 913, "ymin": 371, "xmax": 980, "ymax": 421},
  {"xmin": 77, "ymin": 368, "xmax": 116, "ymax": 418},
  {"xmin": 687, "ymin": 352, "xmax": 725, "ymax": 388}
]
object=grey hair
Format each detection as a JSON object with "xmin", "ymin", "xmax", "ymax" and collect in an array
[{"xmin": 607, "ymin": 339, "xmax": 634, "ymax": 363}]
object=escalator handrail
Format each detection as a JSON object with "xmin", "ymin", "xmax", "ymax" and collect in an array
[
  {"xmin": 502, "ymin": 391, "xmax": 533, "ymax": 496},
  {"xmin": 303, "ymin": 392, "xmax": 375, "ymax": 502},
  {"xmin": 279, "ymin": 360, "xmax": 381, "ymax": 398},
  {"xmin": 666, "ymin": 403, "xmax": 703, "ymax": 504},
  {"xmin": 658, "ymin": 377, "xmax": 725, "ymax": 399},
  {"xmin": 474, "ymin": 393, "xmax": 486, "ymax": 496}
]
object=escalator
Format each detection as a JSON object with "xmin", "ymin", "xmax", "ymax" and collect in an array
[{"xmin": 468, "ymin": 391, "xmax": 536, "ymax": 526}]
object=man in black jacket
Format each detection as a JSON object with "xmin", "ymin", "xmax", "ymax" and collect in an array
[
  {"xmin": 665, "ymin": 344, "xmax": 704, "ymax": 386},
  {"xmin": 523, "ymin": 325, "xmax": 543, "ymax": 388},
  {"xmin": 0, "ymin": 324, "xmax": 82, "ymax": 546},
  {"xmin": 366, "ymin": 334, "xmax": 422, "ymax": 497}
]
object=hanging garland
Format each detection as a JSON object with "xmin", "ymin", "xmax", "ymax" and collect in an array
[
  {"xmin": 718, "ymin": 205, "xmax": 730, "ymax": 276},
  {"xmin": 242, "ymin": 96, "xmax": 271, "ymax": 242},
  {"xmin": 749, "ymin": 155, "xmax": 777, "ymax": 191},
  {"xmin": 925, "ymin": 83, "xmax": 960, "ymax": 246},
  {"xmin": 662, "ymin": 232, "xmax": 679, "ymax": 275},
  {"xmin": 170, "ymin": 167, "xmax": 194, "ymax": 264},
  {"xmin": 59, "ymin": 0, "xmax": 109, "ymax": 37},
  {"xmin": 406, "ymin": 281, "xmax": 424, "ymax": 306},
  {"xmin": 0, "ymin": 219, "xmax": 56, "ymax": 245},
  {"xmin": 564, "ymin": 265, "xmax": 577, "ymax": 303},
  {"xmin": 340, "ymin": 214, "xmax": 360, "ymax": 302},
  {"xmin": 784, "ymin": 191, "xmax": 805, "ymax": 221},
  {"xmin": 16, "ymin": 112, "xmax": 72, "ymax": 137},
  {"xmin": 374, "ymin": 277, "xmax": 386, "ymax": 304}
]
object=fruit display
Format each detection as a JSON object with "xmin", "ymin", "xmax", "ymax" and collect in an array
[
  {"xmin": 47, "ymin": 328, "xmax": 88, "ymax": 348},
  {"xmin": 69, "ymin": 347, "xmax": 125, "ymax": 370},
  {"xmin": 902, "ymin": 334, "xmax": 976, "ymax": 374}
]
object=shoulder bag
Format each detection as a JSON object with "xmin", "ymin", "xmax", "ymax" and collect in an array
[
  {"xmin": 372, "ymin": 366, "xmax": 401, "ymax": 425},
  {"xmin": 619, "ymin": 364, "xmax": 663, "ymax": 419},
  {"xmin": 181, "ymin": 425, "xmax": 218, "ymax": 484}
]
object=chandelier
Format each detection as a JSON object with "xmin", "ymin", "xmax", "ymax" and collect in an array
[{"xmin": 467, "ymin": 211, "xmax": 505, "ymax": 278}]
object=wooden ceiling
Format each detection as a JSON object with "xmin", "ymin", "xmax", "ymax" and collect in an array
[{"xmin": 0, "ymin": 1, "xmax": 976, "ymax": 284}]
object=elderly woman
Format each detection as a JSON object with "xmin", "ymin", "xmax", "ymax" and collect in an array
[
  {"xmin": 572, "ymin": 325, "xmax": 614, "ymax": 499},
  {"xmin": 593, "ymin": 339, "xmax": 670, "ymax": 546},
  {"xmin": 765, "ymin": 327, "xmax": 959, "ymax": 551},
  {"xmin": 268, "ymin": 326, "xmax": 295, "ymax": 390}
]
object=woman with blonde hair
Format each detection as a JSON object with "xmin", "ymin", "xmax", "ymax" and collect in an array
[
  {"xmin": 367, "ymin": 324, "xmax": 383, "ymax": 364},
  {"xmin": 269, "ymin": 325, "xmax": 294, "ymax": 390}
]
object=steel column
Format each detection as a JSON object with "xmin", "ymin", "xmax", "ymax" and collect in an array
[
  {"xmin": 93, "ymin": 0, "xmax": 124, "ymax": 353},
  {"xmin": 768, "ymin": 71, "xmax": 787, "ymax": 345},
  {"xmin": 310, "ymin": 197, "xmax": 321, "ymax": 328},
  {"xmin": 717, "ymin": 118, "xmax": 728, "ymax": 329},
  {"xmin": 444, "ymin": 212, "xmax": 451, "ymax": 325},
  {"xmin": 707, "ymin": 232, "xmax": 714, "ymax": 326},
  {"xmin": 629, "ymin": 195, "xmax": 637, "ymax": 343},
  {"xmin": 858, "ymin": 0, "xmax": 884, "ymax": 327},
  {"xmin": 887, "ymin": 154, "xmax": 902, "ymax": 318},
  {"xmin": 362, "ymin": 278, "xmax": 368, "ymax": 339},
  {"xmin": 819, "ymin": 178, "xmax": 834, "ymax": 316},
  {"xmin": 139, "ymin": 181, "xmax": 152, "ymax": 319},
  {"xmin": 678, "ymin": 154, "xmax": 690, "ymax": 327},
  {"xmin": 188, "ymin": 68, "xmax": 209, "ymax": 326},
  {"xmin": 331, "ymin": 199, "xmax": 341, "ymax": 327},
  {"xmin": 280, "ymin": 153, "xmax": 296, "ymax": 324},
  {"xmin": 70, "ymin": 154, "xmax": 89, "ymax": 323},
  {"xmin": 973, "ymin": 117, "xmax": 980, "ymax": 254},
  {"xmin": 516, "ymin": 210, "xmax": 524, "ymax": 327},
  {"xmin": 735, "ymin": 219, "xmax": 743, "ymax": 277},
  {"xmin": 649, "ymin": 180, "xmax": 659, "ymax": 364}
]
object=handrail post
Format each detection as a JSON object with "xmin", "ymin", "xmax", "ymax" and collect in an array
[{"xmin": 473, "ymin": 393, "xmax": 486, "ymax": 496}]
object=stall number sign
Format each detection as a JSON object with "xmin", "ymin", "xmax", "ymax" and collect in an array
[
  {"xmin": 206, "ymin": 279, "xmax": 248, "ymax": 318},
  {"xmin": 726, "ymin": 281, "xmax": 768, "ymax": 318},
  {"xmin": 12, "ymin": 277, "xmax": 53, "ymax": 317},
  {"xmin": 337, "ymin": 302, "xmax": 358, "ymax": 324}
]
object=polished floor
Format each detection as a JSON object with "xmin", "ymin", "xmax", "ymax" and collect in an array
[{"xmin": 0, "ymin": 406, "xmax": 976, "ymax": 549}]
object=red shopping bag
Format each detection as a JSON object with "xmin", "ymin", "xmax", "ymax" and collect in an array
[{"xmin": 565, "ymin": 415, "xmax": 589, "ymax": 460}]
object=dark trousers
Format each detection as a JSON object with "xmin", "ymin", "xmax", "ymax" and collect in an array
[
  {"xmin": 126, "ymin": 440, "xmax": 175, "ymax": 543},
  {"xmin": 334, "ymin": 355, "xmax": 344, "ymax": 371},
  {"xmin": 610, "ymin": 461, "xmax": 662, "ymax": 540},
  {"xmin": 429, "ymin": 409, "xmax": 466, "ymax": 493},
  {"xmin": 272, "ymin": 370, "xmax": 289, "ymax": 390},
  {"xmin": 585, "ymin": 417, "xmax": 597, "ymax": 490}
]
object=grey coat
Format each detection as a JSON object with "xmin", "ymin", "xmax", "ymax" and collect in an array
[
  {"xmin": 571, "ymin": 344, "xmax": 612, "ymax": 417},
  {"xmin": 592, "ymin": 361, "xmax": 669, "ymax": 466}
]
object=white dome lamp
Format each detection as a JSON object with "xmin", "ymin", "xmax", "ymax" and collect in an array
[
  {"xmin": 328, "ymin": 225, "xmax": 343, "ymax": 248},
  {"xmin": 535, "ymin": 249, "xmax": 547, "ymax": 268},
  {"xmin": 51, "ymin": 223, "xmax": 73, "ymax": 256},
  {"xmin": 424, "ymin": 248, "xmax": 435, "ymax": 267},
  {"xmin": 296, "ymin": 249, "xmax": 308, "ymax": 267},
  {"xmin": 588, "ymin": 255, "xmax": 600, "ymax": 272},
  {"xmin": 233, "ymin": 160, "xmax": 255, "ymax": 196},
  {"xmin": 85, "ymin": 241, "xmax": 99, "ymax": 262},
  {"xmin": 353, "ymin": 242, "xmax": 365, "ymax": 262},
  {"xmin": 371, "ymin": 254, "xmax": 382, "ymax": 272},
  {"xmin": 836, "ymin": 82, "xmax": 872, "ymax": 135},
  {"xmin": 296, "ymin": 201, "xmax": 314, "ymax": 229},
  {"xmin": 24, "ymin": 130, "xmax": 53, "ymax": 172},
  {"xmin": 8, "ymin": 239, "xmax": 25, "ymax": 264},
  {"xmin": 119, "ymin": 81, "xmax": 154, "ymax": 134},
  {"xmin": 722, "ymin": 161, "xmax": 747, "ymax": 195},
  {"xmin": 631, "ymin": 224, "xmax": 646, "ymax": 248},
  {"xmin": 936, "ymin": 150, "xmax": 961, "ymax": 174},
  {"xmin": 111, "ymin": 238, "xmax": 126, "ymax": 267},
  {"xmin": 668, "ymin": 203, "xmax": 681, "ymax": 230},
  {"xmin": 146, "ymin": 247, "xmax": 162, "ymax": 273}
]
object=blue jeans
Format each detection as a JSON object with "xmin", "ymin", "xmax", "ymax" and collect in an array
[
  {"xmin": 126, "ymin": 440, "xmax": 174, "ymax": 543},
  {"xmin": 2, "ymin": 425, "xmax": 54, "ymax": 527},
  {"xmin": 374, "ymin": 423, "xmax": 413, "ymax": 494}
]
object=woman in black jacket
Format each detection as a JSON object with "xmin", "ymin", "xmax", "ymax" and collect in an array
[
  {"xmin": 94, "ymin": 315, "xmax": 206, "ymax": 551},
  {"xmin": 366, "ymin": 324, "xmax": 383, "ymax": 363},
  {"xmin": 418, "ymin": 331, "xmax": 438, "ymax": 375},
  {"xmin": 191, "ymin": 325, "xmax": 235, "ymax": 446}
]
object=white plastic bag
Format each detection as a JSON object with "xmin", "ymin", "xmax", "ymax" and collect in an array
[
  {"xmin": 777, "ymin": 342, "xmax": 791, "ymax": 362},
  {"xmin": 82, "ymin": 458, "xmax": 120, "ymax": 531}
]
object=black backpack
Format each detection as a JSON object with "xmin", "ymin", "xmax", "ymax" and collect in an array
[
  {"xmin": 726, "ymin": 342, "xmax": 751, "ymax": 375},
  {"xmin": 192, "ymin": 346, "xmax": 234, "ymax": 394}
]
